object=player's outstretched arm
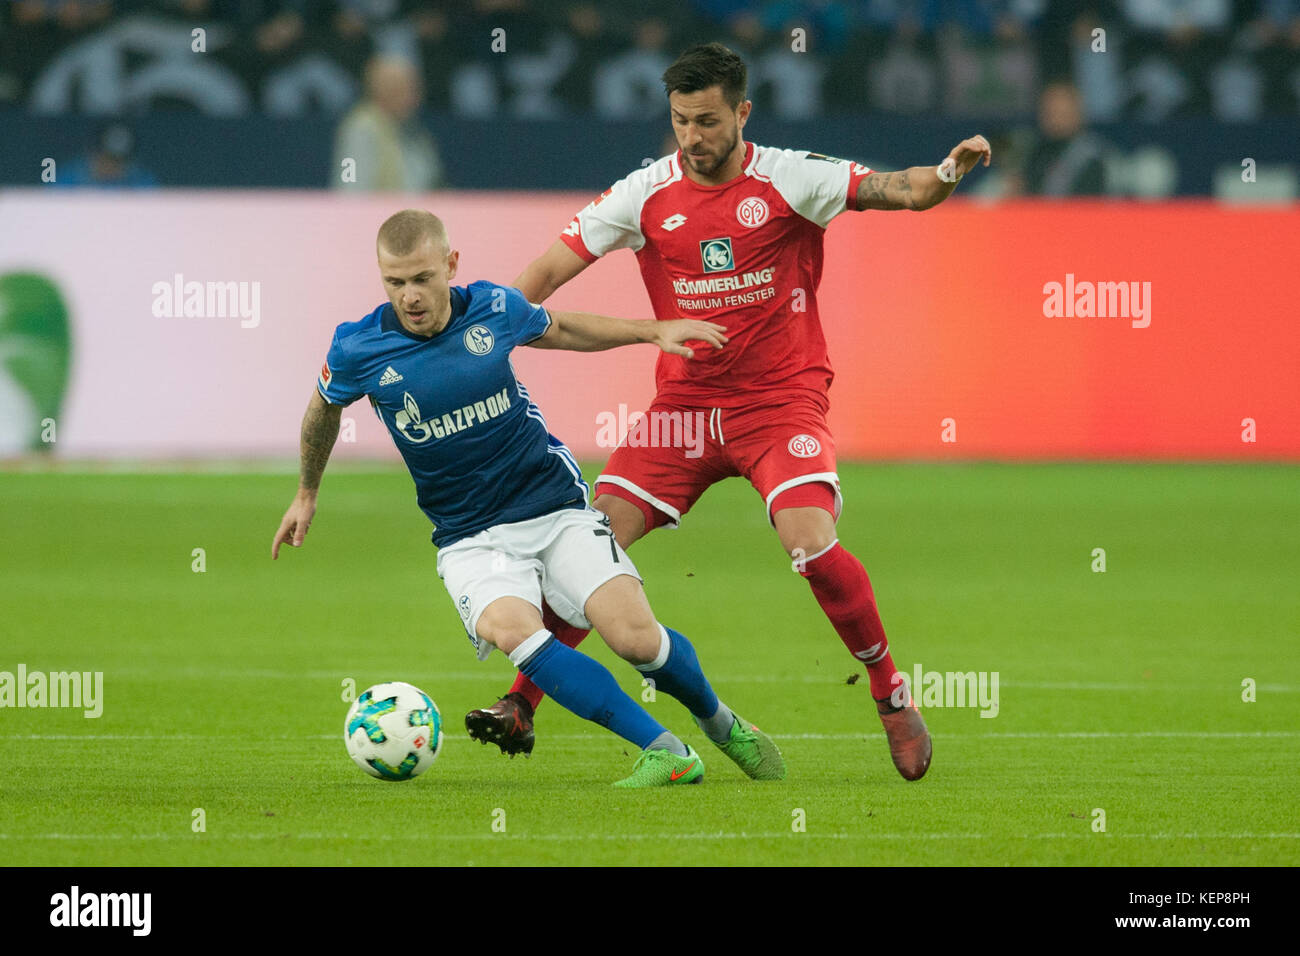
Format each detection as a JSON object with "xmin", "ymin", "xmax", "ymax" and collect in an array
[
  {"xmin": 856, "ymin": 134, "xmax": 992, "ymax": 212},
  {"xmin": 512, "ymin": 240, "xmax": 590, "ymax": 303},
  {"xmin": 271, "ymin": 388, "xmax": 342, "ymax": 559},
  {"xmin": 529, "ymin": 311, "xmax": 728, "ymax": 359}
]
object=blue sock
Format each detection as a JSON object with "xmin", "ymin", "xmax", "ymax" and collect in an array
[
  {"xmin": 637, "ymin": 626, "xmax": 720, "ymax": 720},
  {"xmin": 516, "ymin": 633, "xmax": 665, "ymax": 749}
]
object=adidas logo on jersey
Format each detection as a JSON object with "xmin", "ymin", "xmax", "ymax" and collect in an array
[{"xmin": 378, "ymin": 366, "xmax": 404, "ymax": 386}]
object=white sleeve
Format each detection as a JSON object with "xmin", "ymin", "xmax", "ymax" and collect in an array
[
  {"xmin": 753, "ymin": 147, "xmax": 871, "ymax": 230},
  {"xmin": 560, "ymin": 159, "xmax": 673, "ymax": 260}
]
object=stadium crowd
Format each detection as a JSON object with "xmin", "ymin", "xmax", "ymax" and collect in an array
[{"xmin": 3, "ymin": 0, "xmax": 1297, "ymax": 121}]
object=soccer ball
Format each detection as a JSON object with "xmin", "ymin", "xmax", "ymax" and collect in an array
[{"xmin": 344, "ymin": 681, "xmax": 443, "ymax": 781}]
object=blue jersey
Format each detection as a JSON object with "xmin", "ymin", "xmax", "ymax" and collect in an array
[{"xmin": 317, "ymin": 280, "xmax": 588, "ymax": 547}]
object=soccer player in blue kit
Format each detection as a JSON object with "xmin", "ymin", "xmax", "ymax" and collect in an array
[{"xmin": 271, "ymin": 209, "xmax": 785, "ymax": 787}]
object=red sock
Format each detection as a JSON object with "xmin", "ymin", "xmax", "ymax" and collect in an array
[
  {"xmin": 508, "ymin": 602, "xmax": 591, "ymax": 710},
  {"xmin": 798, "ymin": 542, "xmax": 900, "ymax": 701}
]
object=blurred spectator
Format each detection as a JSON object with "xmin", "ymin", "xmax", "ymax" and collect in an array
[
  {"xmin": 410, "ymin": 3, "xmax": 456, "ymax": 110},
  {"xmin": 1256, "ymin": 0, "xmax": 1300, "ymax": 42},
  {"xmin": 256, "ymin": 3, "xmax": 358, "ymax": 116},
  {"xmin": 3, "ymin": 0, "xmax": 1297, "ymax": 125},
  {"xmin": 751, "ymin": 43, "xmax": 826, "ymax": 117},
  {"xmin": 332, "ymin": 55, "xmax": 444, "ymax": 191},
  {"xmin": 0, "ymin": 1, "xmax": 70, "ymax": 104},
  {"xmin": 322, "ymin": 1, "xmax": 378, "ymax": 78},
  {"xmin": 1209, "ymin": 54, "xmax": 1264, "ymax": 121},
  {"xmin": 29, "ymin": 2, "xmax": 249, "ymax": 114},
  {"xmin": 1246, "ymin": 0, "xmax": 1300, "ymax": 113},
  {"xmin": 1067, "ymin": 6, "xmax": 1125, "ymax": 123},
  {"xmin": 937, "ymin": 19, "xmax": 1038, "ymax": 117},
  {"xmin": 688, "ymin": 0, "xmax": 756, "ymax": 28},
  {"xmin": 336, "ymin": 0, "xmax": 417, "ymax": 62},
  {"xmin": 1122, "ymin": 0, "xmax": 1232, "ymax": 119},
  {"xmin": 1121, "ymin": 0, "xmax": 1230, "ymax": 33},
  {"xmin": 594, "ymin": 17, "xmax": 673, "ymax": 118},
  {"xmin": 500, "ymin": 33, "xmax": 577, "ymax": 118},
  {"xmin": 866, "ymin": 20, "xmax": 937, "ymax": 114},
  {"xmin": 1018, "ymin": 81, "xmax": 1110, "ymax": 195},
  {"xmin": 56, "ymin": 122, "xmax": 159, "ymax": 187},
  {"xmin": 861, "ymin": 0, "xmax": 1044, "ymax": 36},
  {"xmin": 552, "ymin": 3, "xmax": 610, "ymax": 112},
  {"xmin": 708, "ymin": 2, "xmax": 827, "ymax": 117},
  {"xmin": 1127, "ymin": 52, "xmax": 1192, "ymax": 120},
  {"xmin": 760, "ymin": 0, "xmax": 853, "ymax": 54},
  {"xmin": 445, "ymin": 0, "xmax": 563, "ymax": 117}
]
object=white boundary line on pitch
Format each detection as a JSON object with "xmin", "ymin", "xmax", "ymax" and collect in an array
[
  {"xmin": 0, "ymin": 832, "xmax": 1297, "ymax": 842},
  {"xmin": 770, "ymin": 731, "xmax": 1300, "ymax": 740},
  {"xmin": 24, "ymin": 669, "xmax": 1300, "ymax": 692},
  {"xmin": 0, "ymin": 460, "xmax": 388, "ymax": 476},
  {"xmin": 3, "ymin": 730, "xmax": 1297, "ymax": 741}
]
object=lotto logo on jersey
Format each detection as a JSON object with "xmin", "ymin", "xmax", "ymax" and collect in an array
[
  {"xmin": 699, "ymin": 238, "xmax": 735, "ymax": 274},
  {"xmin": 736, "ymin": 197, "xmax": 769, "ymax": 228},
  {"xmin": 788, "ymin": 434, "xmax": 822, "ymax": 458}
]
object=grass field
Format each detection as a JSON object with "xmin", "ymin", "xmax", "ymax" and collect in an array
[{"xmin": 1, "ymin": 463, "xmax": 1297, "ymax": 866}]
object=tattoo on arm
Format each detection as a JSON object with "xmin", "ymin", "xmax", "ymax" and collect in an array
[
  {"xmin": 299, "ymin": 393, "xmax": 341, "ymax": 491},
  {"xmin": 857, "ymin": 170, "xmax": 914, "ymax": 211}
]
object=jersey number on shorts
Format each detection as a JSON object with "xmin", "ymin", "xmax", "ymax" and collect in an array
[{"xmin": 593, "ymin": 528, "xmax": 619, "ymax": 563}]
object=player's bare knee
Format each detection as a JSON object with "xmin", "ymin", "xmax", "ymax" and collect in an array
[
  {"xmin": 773, "ymin": 505, "xmax": 837, "ymax": 561},
  {"xmin": 584, "ymin": 575, "xmax": 659, "ymax": 664},
  {"xmin": 783, "ymin": 535, "xmax": 835, "ymax": 563},
  {"xmin": 476, "ymin": 620, "xmax": 527, "ymax": 655},
  {"xmin": 602, "ymin": 617, "xmax": 661, "ymax": 666},
  {"xmin": 594, "ymin": 494, "xmax": 646, "ymax": 549},
  {"xmin": 475, "ymin": 598, "xmax": 543, "ymax": 655}
]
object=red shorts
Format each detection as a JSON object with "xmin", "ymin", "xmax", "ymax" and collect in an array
[{"xmin": 594, "ymin": 397, "xmax": 842, "ymax": 531}]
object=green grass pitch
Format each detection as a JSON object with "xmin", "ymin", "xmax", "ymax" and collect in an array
[{"xmin": 1, "ymin": 463, "xmax": 1296, "ymax": 866}]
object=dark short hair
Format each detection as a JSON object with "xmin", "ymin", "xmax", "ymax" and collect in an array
[{"xmin": 662, "ymin": 42, "xmax": 747, "ymax": 109}]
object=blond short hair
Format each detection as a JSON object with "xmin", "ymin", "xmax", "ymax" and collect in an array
[{"xmin": 377, "ymin": 209, "xmax": 449, "ymax": 256}]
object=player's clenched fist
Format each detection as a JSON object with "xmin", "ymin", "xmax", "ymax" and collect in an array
[
  {"xmin": 271, "ymin": 491, "xmax": 318, "ymax": 559},
  {"xmin": 654, "ymin": 319, "xmax": 728, "ymax": 359}
]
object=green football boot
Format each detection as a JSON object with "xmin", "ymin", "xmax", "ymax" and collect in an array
[
  {"xmin": 712, "ymin": 717, "xmax": 787, "ymax": 780},
  {"xmin": 613, "ymin": 745, "xmax": 704, "ymax": 788}
]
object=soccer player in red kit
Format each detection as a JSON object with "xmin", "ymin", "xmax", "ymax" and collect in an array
[{"xmin": 467, "ymin": 42, "xmax": 991, "ymax": 780}]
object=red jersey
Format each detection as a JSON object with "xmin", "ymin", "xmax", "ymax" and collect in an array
[{"xmin": 560, "ymin": 142, "xmax": 871, "ymax": 409}]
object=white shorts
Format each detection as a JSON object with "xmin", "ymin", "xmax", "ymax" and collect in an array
[{"xmin": 435, "ymin": 507, "xmax": 640, "ymax": 661}]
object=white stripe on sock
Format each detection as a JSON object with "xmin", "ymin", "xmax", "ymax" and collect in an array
[
  {"xmin": 801, "ymin": 539, "xmax": 841, "ymax": 564},
  {"xmin": 635, "ymin": 623, "xmax": 672, "ymax": 672},
  {"xmin": 508, "ymin": 629, "xmax": 554, "ymax": 668}
]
